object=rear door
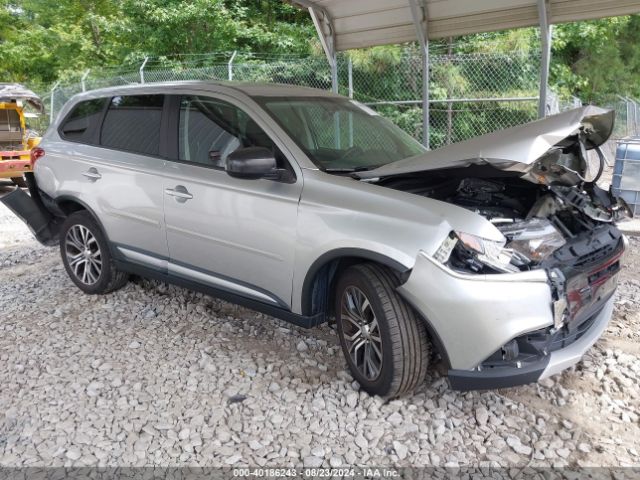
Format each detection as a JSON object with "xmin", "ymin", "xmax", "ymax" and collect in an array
[
  {"xmin": 162, "ymin": 93, "xmax": 302, "ymax": 309},
  {"xmin": 52, "ymin": 94, "xmax": 170, "ymax": 264}
]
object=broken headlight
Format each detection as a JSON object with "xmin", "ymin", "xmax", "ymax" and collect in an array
[
  {"xmin": 498, "ymin": 218, "xmax": 566, "ymax": 263},
  {"xmin": 434, "ymin": 231, "xmax": 517, "ymax": 273},
  {"xmin": 455, "ymin": 231, "xmax": 517, "ymax": 272}
]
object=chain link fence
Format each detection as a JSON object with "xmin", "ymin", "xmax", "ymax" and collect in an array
[{"xmin": 36, "ymin": 49, "xmax": 640, "ymax": 149}]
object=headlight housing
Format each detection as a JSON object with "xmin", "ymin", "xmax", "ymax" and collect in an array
[
  {"xmin": 498, "ymin": 218, "xmax": 566, "ymax": 263},
  {"xmin": 456, "ymin": 231, "xmax": 517, "ymax": 272},
  {"xmin": 434, "ymin": 231, "xmax": 517, "ymax": 273},
  {"xmin": 434, "ymin": 219, "xmax": 568, "ymax": 274}
]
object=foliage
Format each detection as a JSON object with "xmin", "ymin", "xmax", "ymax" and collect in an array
[
  {"xmin": 1, "ymin": 1, "xmax": 638, "ymax": 117},
  {"xmin": 551, "ymin": 16, "xmax": 640, "ymax": 103},
  {"xmin": 2, "ymin": 2, "xmax": 636, "ymax": 153},
  {"xmin": 0, "ymin": 0, "xmax": 314, "ymax": 87}
]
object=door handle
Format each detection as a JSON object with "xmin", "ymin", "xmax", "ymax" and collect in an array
[
  {"xmin": 82, "ymin": 168, "xmax": 101, "ymax": 181},
  {"xmin": 165, "ymin": 185, "xmax": 193, "ymax": 202}
]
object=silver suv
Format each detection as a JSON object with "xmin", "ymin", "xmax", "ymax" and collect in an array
[{"xmin": 3, "ymin": 82, "xmax": 630, "ymax": 397}]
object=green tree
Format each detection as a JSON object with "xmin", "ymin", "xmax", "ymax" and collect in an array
[
  {"xmin": 0, "ymin": 0, "xmax": 314, "ymax": 88},
  {"xmin": 552, "ymin": 16, "xmax": 640, "ymax": 103}
]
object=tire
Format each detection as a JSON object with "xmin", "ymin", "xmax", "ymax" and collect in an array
[
  {"xmin": 11, "ymin": 176, "xmax": 27, "ymax": 188},
  {"xmin": 335, "ymin": 263, "xmax": 430, "ymax": 398},
  {"xmin": 59, "ymin": 211, "xmax": 129, "ymax": 294}
]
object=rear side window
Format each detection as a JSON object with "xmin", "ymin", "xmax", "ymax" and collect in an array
[
  {"xmin": 59, "ymin": 98, "xmax": 107, "ymax": 142},
  {"xmin": 100, "ymin": 95, "xmax": 164, "ymax": 156}
]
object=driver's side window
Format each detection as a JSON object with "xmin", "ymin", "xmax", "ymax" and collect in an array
[{"xmin": 178, "ymin": 95, "xmax": 277, "ymax": 169}]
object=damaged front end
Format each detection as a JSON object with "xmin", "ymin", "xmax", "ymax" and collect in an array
[{"xmin": 364, "ymin": 106, "xmax": 630, "ymax": 389}]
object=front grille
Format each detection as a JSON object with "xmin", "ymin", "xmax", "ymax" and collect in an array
[{"xmin": 574, "ymin": 242, "xmax": 618, "ymax": 268}]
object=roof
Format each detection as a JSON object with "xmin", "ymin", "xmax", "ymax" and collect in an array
[
  {"xmin": 289, "ymin": 0, "xmax": 640, "ymax": 50},
  {"xmin": 68, "ymin": 80, "xmax": 339, "ymax": 99}
]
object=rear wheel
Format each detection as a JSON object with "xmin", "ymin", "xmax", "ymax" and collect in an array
[
  {"xmin": 335, "ymin": 263, "xmax": 430, "ymax": 397},
  {"xmin": 11, "ymin": 176, "xmax": 27, "ymax": 188},
  {"xmin": 60, "ymin": 211, "xmax": 129, "ymax": 294}
]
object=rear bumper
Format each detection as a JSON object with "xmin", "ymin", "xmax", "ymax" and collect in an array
[
  {"xmin": 0, "ymin": 175, "xmax": 59, "ymax": 245},
  {"xmin": 448, "ymin": 296, "xmax": 613, "ymax": 391},
  {"xmin": 0, "ymin": 151, "xmax": 32, "ymax": 178}
]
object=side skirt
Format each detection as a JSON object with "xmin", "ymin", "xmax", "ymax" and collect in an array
[{"xmin": 113, "ymin": 259, "xmax": 327, "ymax": 330}]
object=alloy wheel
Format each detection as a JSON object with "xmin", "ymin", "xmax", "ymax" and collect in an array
[
  {"xmin": 341, "ymin": 286, "xmax": 383, "ymax": 380},
  {"xmin": 64, "ymin": 224, "xmax": 102, "ymax": 285}
]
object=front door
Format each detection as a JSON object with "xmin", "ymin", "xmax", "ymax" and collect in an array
[{"xmin": 162, "ymin": 94, "xmax": 302, "ymax": 309}]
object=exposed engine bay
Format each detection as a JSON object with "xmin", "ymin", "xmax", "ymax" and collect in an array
[
  {"xmin": 376, "ymin": 165, "xmax": 629, "ymax": 275},
  {"xmin": 355, "ymin": 106, "xmax": 629, "ymax": 371},
  {"xmin": 376, "ymin": 163, "xmax": 629, "ymax": 331},
  {"xmin": 357, "ymin": 106, "xmax": 631, "ymax": 280}
]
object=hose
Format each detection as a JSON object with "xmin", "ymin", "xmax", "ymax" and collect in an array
[{"xmin": 589, "ymin": 144, "xmax": 606, "ymax": 185}]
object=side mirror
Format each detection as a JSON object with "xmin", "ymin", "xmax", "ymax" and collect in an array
[
  {"xmin": 226, "ymin": 147, "xmax": 293, "ymax": 182},
  {"xmin": 226, "ymin": 147, "xmax": 278, "ymax": 180}
]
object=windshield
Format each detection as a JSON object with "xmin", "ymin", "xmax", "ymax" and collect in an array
[{"xmin": 255, "ymin": 96, "xmax": 425, "ymax": 172}]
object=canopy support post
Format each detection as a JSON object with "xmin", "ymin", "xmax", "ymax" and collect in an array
[
  {"xmin": 538, "ymin": 0, "xmax": 552, "ymax": 118},
  {"xmin": 409, "ymin": 0, "xmax": 430, "ymax": 149},
  {"xmin": 309, "ymin": 5, "xmax": 340, "ymax": 147},
  {"xmin": 308, "ymin": 6, "xmax": 338, "ymax": 94}
]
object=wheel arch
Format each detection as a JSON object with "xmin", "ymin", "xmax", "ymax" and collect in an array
[
  {"xmin": 300, "ymin": 248, "xmax": 410, "ymax": 318},
  {"xmin": 54, "ymin": 195, "xmax": 114, "ymax": 252},
  {"xmin": 300, "ymin": 248, "xmax": 452, "ymax": 367}
]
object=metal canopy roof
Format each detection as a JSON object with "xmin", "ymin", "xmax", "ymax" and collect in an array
[
  {"xmin": 288, "ymin": 0, "xmax": 640, "ymax": 148},
  {"xmin": 290, "ymin": 0, "xmax": 640, "ymax": 51}
]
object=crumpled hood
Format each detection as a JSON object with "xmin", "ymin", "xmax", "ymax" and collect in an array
[
  {"xmin": 0, "ymin": 83, "xmax": 45, "ymax": 113},
  {"xmin": 357, "ymin": 106, "xmax": 614, "ymax": 180}
]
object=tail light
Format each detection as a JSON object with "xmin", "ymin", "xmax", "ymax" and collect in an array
[{"xmin": 30, "ymin": 147, "xmax": 45, "ymax": 166}]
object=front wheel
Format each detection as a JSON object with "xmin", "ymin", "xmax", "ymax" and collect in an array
[
  {"xmin": 335, "ymin": 263, "xmax": 430, "ymax": 398},
  {"xmin": 60, "ymin": 211, "xmax": 129, "ymax": 294}
]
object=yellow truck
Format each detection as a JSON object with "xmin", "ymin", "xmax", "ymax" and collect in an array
[{"xmin": 1, "ymin": 83, "xmax": 44, "ymax": 187}]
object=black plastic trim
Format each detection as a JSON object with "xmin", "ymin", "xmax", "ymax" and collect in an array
[
  {"xmin": 0, "ymin": 178, "xmax": 59, "ymax": 245},
  {"xmin": 163, "ymin": 94, "xmax": 180, "ymax": 160},
  {"xmin": 448, "ymin": 355, "xmax": 549, "ymax": 391},
  {"xmin": 300, "ymin": 248, "xmax": 409, "ymax": 316},
  {"xmin": 111, "ymin": 242, "xmax": 290, "ymax": 309},
  {"xmin": 114, "ymin": 258, "xmax": 325, "ymax": 329}
]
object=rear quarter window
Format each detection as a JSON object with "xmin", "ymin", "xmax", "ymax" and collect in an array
[{"xmin": 59, "ymin": 98, "xmax": 107, "ymax": 143}]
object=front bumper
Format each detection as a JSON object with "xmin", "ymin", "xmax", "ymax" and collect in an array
[
  {"xmin": 398, "ymin": 251, "xmax": 554, "ymax": 371},
  {"xmin": 448, "ymin": 296, "xmax": 614, "ymax": 391},
  {"xmin": 399, "ymin": 238, "xmax": 622, "ymax": 391}
]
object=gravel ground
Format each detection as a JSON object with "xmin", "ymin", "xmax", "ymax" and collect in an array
[{"xmin": 1, "ymin": 181, "xmax": 639, "ymax": 469}]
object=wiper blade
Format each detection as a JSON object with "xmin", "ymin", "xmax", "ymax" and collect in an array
[{"xmin": 324, "ymin": 166, "xmax": 373, "ymax": 173}]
